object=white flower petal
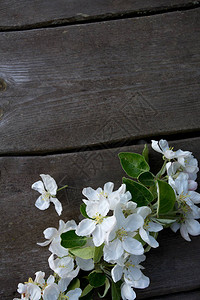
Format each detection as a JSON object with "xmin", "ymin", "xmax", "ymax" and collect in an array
[
  {"xmin": 76, "ymin": 257, "xmax": 94, "ymax": 271},
  {"xmin": 171, "ymin": 221, "xmax": 180, "ymax": 233},
  {"xmin": 104, "ymin": 182, "xmax": 114, "ymax": 194},
  {"xmin": 92, "ymin": 225, "xmax": 105, "ymax": 247},
  {"xmin": 188, "ymin": 191, "xmax": 200, "ymax": 204},
  {"xmin": 97, "ymin": 199, "xmax": 110, "ymax": 216},
  {"xmin": 66, "ymin": 288, "xmax": 82, "ymax": 300},
  {"xmin": 17, "ymin": 283, "xmax": 26, "ymax": 294},
  {"xmin": 104, "ymin": 239, "xmax": 124, "ymax": 262},
  {"xmin": 121, "ymin": 283, "xmax": 136, "ymax": 300},
  {"xmin": 180, "ymin": 224, "xmax": 191, "ymax": 241},
  {"xmin": 43, "ymin": 283, "xmax": 60, "ymax": 300},
  {"xmin": 50, "ymin": 197, "xmax": 62, "ymax": 216},
  {"xmin": 132, "ymin": 274, "xmax": 150, "ymax": 289},
  {"xmin": 35, "ymin": 195, "xmax": 50, "ymax": 210},
  {"xmin": 34, "ymin": 271, "xmax": 45, "ymax": 285},
  {"xmin": 136, "ymin": 206, "xmax": 151, "ymax": 220},
  {"xmin": 31, "ymin": 180, "xmax": 45, "ymax": 194},
  {"xmin": 82, "ymin": 187, "xmax": 100, "ymax": 201},
  {"xmin": 151, "ymin": 140, "xmax": 163, "ymax": 154},
  {"xmin": 47, "ymin": 275, "xmax": 55, "ymax": 285},
  {"xmin": 37, "ymin": 240, "xmax": 51, "ymax": 247},
  {"xmin": 185, "ymin": 219, "xmax": 200, "ymax": 236},
  {"xmin": 49, "ymin": 239, "xmax": 68, "ymax": 257},
  {"xmin": 159, "ymin": 139, "xmax": 169, "ymax": 152},
  {"xmin": 101, "ymin": 216, "xmax": 116, "ymax": 232},
  {"xmin": 125, "ymin": 266, "xmax": 142, "ymax": 281},
  {"xmin": 76, "ymin": 219, "xmax": 96, "ymax": 236},
  {"xmin": 124, "ymin": 214, "xmax": 144, "ymax": 232},
  {"xmin": 148, "ymin": 221, "xmax": 163, "ymax": 232},
  {"xmin": 122, "ymin": 237, "xmax": 144, "ymax": 255},
  {"xmin": 27, "ymin": 283, "xmax": 41, "ymax": 300},
  {"xmin": 43, "ymin": 227, "xmax": 58, "ymax": 240},
  {"xmin": 58, "ymin": 277, "xmax": 72, "ymax": 293},
  {"xmin": 111, "ymin": 264, "xmax": 123, "ymax": 282},
  {"xmin": 40, "ymin": 174, "xmax": 57, "ymax": 195},
  {"xmin": 188, "ymin": 180, "xmax": 198, "ymax": 191}
]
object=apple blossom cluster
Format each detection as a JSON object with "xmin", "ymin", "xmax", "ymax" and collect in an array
[{"xmin": 14, "ymin": 140, "xmax": 200, "ymax": 300}]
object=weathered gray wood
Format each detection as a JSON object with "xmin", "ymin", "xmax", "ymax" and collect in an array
[
  {"xmin": 0, "ymin": 0, "xmax": 197, "ymax": 29},
  {"xmin": 148, "ymin": 290, "xmax": 200, "ymax": 299},
  {"xmin": 0, "ymin": 8, "xmax": 199, "ymax": 154},
  {"xmin": 1, "ymin": 137, "xmax": 200, "ymax": 299}
]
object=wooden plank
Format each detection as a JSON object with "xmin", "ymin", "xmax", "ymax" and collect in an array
[
  {"xmin": 0, "ymin": 9, "xmax": 200, "ymax": 154},
  {"xmin": 0, "ymin": 1, "xmax": 197, "ymax": 29},
  {"xmin": 1, "ymin": 137, "xmax": 200, "ymax": 299},
  {"xmin": 148, "ymin": 290, "xmax": 200, "ymax": 299}
]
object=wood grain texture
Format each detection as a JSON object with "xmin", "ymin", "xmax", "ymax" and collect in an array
[
  {"xmin": 0, "ymin": 8, "xmax": 199, "ymax": 154},
  {"xmin": 0, "ymin": 0, "xmax": 197, "ymax": 29},
  {"xmin": 149, "ymin": 290, "xmax": 200, "ymax": 299},
  {"xmin": 1, "ymin": 137, "xmax": 200, "ymax": 299}
]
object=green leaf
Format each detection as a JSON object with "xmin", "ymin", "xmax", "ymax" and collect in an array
[
  {"xmin": 138, "ymin": 171, "xmax": 155, "ymax": 187},
  {"xmin": 118, "ymin": 152, "xmax": 150, "ymax": 178},
  {"xmin": 80, "ymin": 203, "xmax": 91, "ymax": 219},
  {"xmin": 142, "ymin": 144, "xmax": 149, "ymax": 163},
  {"xmin": 88, "ymin": 271, "xmax": 106, "ymax": 288},
  {"xmin": 81, "ymin": 284, "xmax": 93, "ymax": 297},
  {"xmin": 149, "ymin": 184, "xmax": 158, "ymax": 199},
  {"xmin": 94, "ymin": 244, "xmax": 104, "ymax": 263},
  {"xmin": 111, "ymin": 281, "xmax": 121, "ymax": 300},
  {"xmin": 61, "ymin": 230, "xmax": 87, "ymax": 249},
  {"xmin": 123, "ymin": 177, "xmax": 154, "ymax": 207},
  {"xmin": 67, "ymin": 278, "xmax": 80, "ymax": 291},
  {"xmin": 98, "ymin": 278, "xmax": 110, "ymax": 298},
  {"xmin": 157, "ymin": 180, "xmax": 176, "ymax": 215},
  {"xmin": 156, "ymin": 218, "xmax": 176, "ymax": 225},
  {"xmin": 70, "ymin": 247, "xmax": 95, "ymax": 259}
]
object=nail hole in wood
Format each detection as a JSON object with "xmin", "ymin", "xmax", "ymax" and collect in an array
[{"xmin": 0, "ymin": 78, "xmax": 7, "ymax": 91}]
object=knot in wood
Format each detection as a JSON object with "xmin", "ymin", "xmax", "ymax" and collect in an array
[{"xmin": 0, "ymin": 78, "xmax": 7, "ymax": 91}]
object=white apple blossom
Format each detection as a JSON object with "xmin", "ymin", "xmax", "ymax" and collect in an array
[
  {"xmin": 151, "ymin": 139, "xmax": 191, "ymax": 160},
  {"xmin": 42, "ymin": 275, "xmax": 82, "ymax": 300},
  {"xmin": 137, "ymin": 207, "xmax": 163, "ymax": 248},
  {"xmin": 76, "ymin": 198, "xmax": 116, "ymax": 247},
  {"xmin": 121, "ymin": 273, "xmax": 150, "ymax": 300},
  {"xmin": 103, "ymin": 204, "xmax": 144, "ymax": 262},
  {"xmin": 32, "ymin": 174, "xmax": 62, "ymax": 216},
  {"xmin": 48, "ymin": 254, "xmax": 79, "ymax": 280},
  {"xmin": 111, "ymin": 254, "xmax": 146, "ymax": 283},
  {"xmin": 83, "ymin": 182, "xmax": 131, "ymax": 210},
  {"xmin": 37, "ymin": 220, "xmax": 77, "ymax": 257}
]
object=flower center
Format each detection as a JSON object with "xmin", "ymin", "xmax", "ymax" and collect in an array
[
  {"xmin": 123, "ymin": 209, "xmax": 132, "ymax": 218},
  {"xmin": 58, "ymin": 293, "xmax": 69, "ymax": 300},
  {"xmin": 116, "ymin": 227, "xmax": 128, "ymax": 241},
  {"xmin": 42, "ymin": 192, "xmax": 50, "ymax": 201},
  {"xmin": 125, "ymin": 262, "xmax": 135, "ymax": 269},
  {"xmin": 93, "ymin": 213, "xmax": 104, "ymax": 224},
  {"xmin": 99, "ymin": 191, "xmax": 108, "ymax": 198}
]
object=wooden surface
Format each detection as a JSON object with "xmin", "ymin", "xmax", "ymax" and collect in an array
[
  {"xmin": 0, "ymin": 0, "xmax": 198, "ymax": 29},
  {"xmin": 1, "ymin": 138, "xmax": 200, "ymax": 299},
  {"xmin": 0, "ymin": 8, "xmax": 200, "ymax": 154},
  {"xmin": 1, "ymin": 2, "xmax": 200, "ymax": 299}
]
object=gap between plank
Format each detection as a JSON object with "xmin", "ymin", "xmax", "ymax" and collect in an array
[
  {"xmin": 0, "ymin": 2, "xmax": 199, "ymax": 32},
  {"xmin": 1, "ymin": 131, "xmax": 200, "ymax": 157}
]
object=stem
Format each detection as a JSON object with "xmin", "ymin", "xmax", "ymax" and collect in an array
[
  {"xmin": 156, "ymin": 160, "xmax": 167, "ymax": 179},
  {"xmin": 57, "ymin": 185, "xmax": 68, "ymax": 192}
]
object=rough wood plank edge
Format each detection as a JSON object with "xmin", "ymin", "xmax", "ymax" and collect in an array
[
  {"xmin": 0, "ymin": 1, "xmax": 199, "ymax": 30},
  {"xmin": 0, "ymin": 8, "xmax": 200, "ymax": 154},
  {"xmin": 145, "ymin": 289, "xmax": 200, "ymax": 299},
  {"xmin": 1, "ymin": 137, "xmax": 200, "ymax": 299}
]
